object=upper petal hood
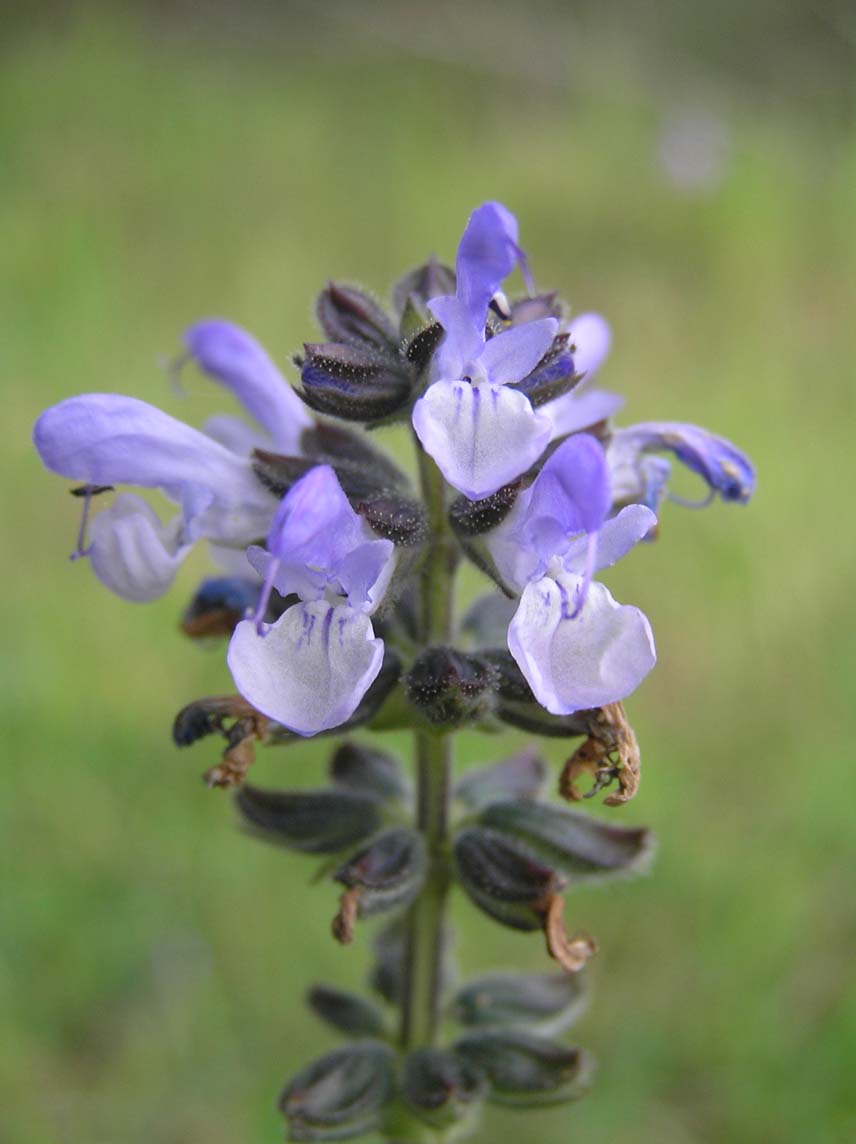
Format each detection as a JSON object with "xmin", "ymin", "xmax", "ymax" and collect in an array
[{"xmin": 184, "ymin": 320, "xmax": 312, "ymax": 454}]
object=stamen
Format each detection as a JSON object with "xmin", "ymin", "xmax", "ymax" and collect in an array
[
  {"xmin": 666, "ymin": 488, "xmax": 715, "ymax": 510},
  {"xmin": 253, "ymin": 557, "xmax": 281, "ymax": 636},
  {"xmin": 569, "ymin": 531, "xmax": 599, "ymax": 619},
  {"xmin": 68, "ymin": 483, "xmax": 113, "ymax": 561}
]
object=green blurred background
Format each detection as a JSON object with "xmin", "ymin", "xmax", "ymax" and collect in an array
[{"xmin": 3, "ymin": 3, "xmax": 855, "ymax": 1141}]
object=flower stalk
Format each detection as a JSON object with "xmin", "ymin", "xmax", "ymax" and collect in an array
[{"xmin": 401, "ymin": 444, "xmax": 457, "ymax": 1051}]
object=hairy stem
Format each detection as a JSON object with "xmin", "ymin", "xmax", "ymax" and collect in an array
[{"xmin": 400, "ymin": 444, "xmax": 456, "ymax": 1049}]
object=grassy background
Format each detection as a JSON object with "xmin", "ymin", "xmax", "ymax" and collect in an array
[{"xmin": 2, "ymin": 5, "xmax": 855, "ymax": 1142}]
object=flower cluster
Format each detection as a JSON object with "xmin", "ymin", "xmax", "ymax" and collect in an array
[
  {"xmin": 33, "ymin": 201, "xmax": 752, "ymax": 736},
  {"xmin": 33, "ymin": 201, "xmax": 754, "ymax": 1136}
]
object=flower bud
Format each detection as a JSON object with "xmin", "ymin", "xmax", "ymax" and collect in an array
[
  {"xmin": 305, "ymin": 984, "xmax": 386, "ymax": 1038},
  {"xmin": 510, "ymin": 332, "xmax": 580, "ymax": 408},
  {"xmin": 332, "ymin": 828, "xmax": 427, "ymax": 942},
  {"xmin": 401, "ymin": 1048, "xmax": 486, "ymax": 1129},
  {"xmin": 392, "ymin": 258, "xmax": 456, "ymax": 321},
  {"xmin": 452, "ymin": 826, "xmax": 563, "ymax": 932},
  {"xmin": 401, "ymin": 320, "xmax": 444, "ymax": 374},
  {"xmin": 453, "ymin": 972, "xmax": 587, "ymax": 1035},
  {"xmin": 404, "ymin": 647, "xmax": 496, "ymax": 729},
  {"xmin": 253, "ymin": 426, "xmax": 408, "ymax": 505},
  {"xmin": 279, "ymin": 1041, "xmax": 395, "ymax": 1140},
  {"xmin": 455, "ymin": 748, "xmax": 546, "ymax": 811},
  {"xmin": 453, "ymin": 828, "xmax": 596, "ymax": 972},
  {"xmin": 300, "ymin": 342, "xmax": 412, "ymax": 422},
  {"xmin": 354, "ymin": 494, "xmax": 427, "ymax": 546},
  {"xmin": 448, "ymin": 482, "xmax": 520, "ymax": 539},
  {"xmin": 453, "ymin": 1031, "xmax": 592, "ymax": 1108},
  {"xmin": 329, "ymin": 741, "xmax": 410, "ymax": 804},
  {"xmin": 179, "ymin": 576, "xmax": 258, "ymax": 638},
  {"xmin": 316, "ymin": 282, "xmax": 398, "ymax": 351},
  {"xmin": 509, "ymin": 292, "xmax": 564, "ymax": 324},
  {"xmin": 475, "ymin": 800, "xmax": 653, "ymax": 882},
  {"xmin": 235, "ymin": 785, "xmax": 383, "ymax": 855}
]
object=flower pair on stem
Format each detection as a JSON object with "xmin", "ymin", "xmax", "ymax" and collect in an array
[{"xmin": 34, "ymin": 201, "xmax": 753, "ymax": 1139}]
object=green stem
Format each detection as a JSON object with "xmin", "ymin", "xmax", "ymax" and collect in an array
[{"xmin": 400, "ymin": 444, "xmax": 457, "ymax": 1050}]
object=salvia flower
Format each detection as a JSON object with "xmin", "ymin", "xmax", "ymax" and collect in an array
[
  {"xmin": 227, "ymin": 465, "xmax": 396, "ymax": 737},
  {"xmin": 486, "ymin": 434, "xmax": 657, "ymax": 714},
  {"xmin": 33, "ymin": 321, "xmax": 310, "ymax": 601},
  {"xmin": 412, "ymin": 202, "xmax": 559, "ymax": 500},
  {"xmin": 608, "ymin": 421, "xmax": 756, "ymax": 510},
  {"xmin": 33, "ymin": 393, "xmax": 280, "ymax": 601}
]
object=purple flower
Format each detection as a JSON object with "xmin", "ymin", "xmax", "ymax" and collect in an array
[
  {"xmin": 486, "ymin": 435, "xmax": 657, "ymax": 714},
  {"xmin": 412, "ymin": 202, "xmax": 558, "ymax": 500},
  {"xmin": 33, "ymin": 320, "xmax": 313, "ymax": 602},
  {"xmin": 227, "ymin": 466, "xmax": 396, "ymax": 737},
  {"xmin": 608, "ymin": 422, "xmax": 756, "ymax": 509},
  {"xmin": 33, "ymin": 393, "xmax": 279, "ymax": 601}
]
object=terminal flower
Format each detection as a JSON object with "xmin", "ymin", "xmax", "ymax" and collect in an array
[
  {"xmin": 413, "ymin": 202, "xmax": 557, "ymax": 500},
  {"xmin": 227, "ymin": 465, "xmax": 396, "ymax": 736}
]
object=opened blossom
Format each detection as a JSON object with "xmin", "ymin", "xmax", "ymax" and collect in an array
[
  {"xmin": 486, "ymin": 434, "xmax": 657, "ymax": 715},
  {"xmin": 227, "ymin": 465, "xmax": 396, "ymax": 737},
  {"xmin": 412, "ymin": 202, "xmax": 558, "ymax": 500},
  {"xmin": 32, "ymin": 321, "xmax": 309, "ymax": 602},
  {"xmin": 608, "ymin": 421, "xmax": 756, "ymax": 510}
]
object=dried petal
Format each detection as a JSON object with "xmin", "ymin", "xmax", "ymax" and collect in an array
[
  {"xmin": 558, "ymin": 701, "xmax": 642, "ymax": 806},
  {"xmin": 306, "ymin": 985, "xmax": 386, "ymax": 1038}
]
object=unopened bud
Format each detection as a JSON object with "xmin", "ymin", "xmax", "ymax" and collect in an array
[
  {"xmin": 354, "ymin": 494, "xmax": 427, "ymax": 546},
  {"xmin": 332, "ymin": 828, "xmax": 427, "ymax": 942},
  {"xmin": 329, "ymin": 741, "xmax": 410, "ymax": 804},
  {"xmin": 453, "ymin": 826, "xmax": 563, "ymax": 932},
  {"xmin": 305, "ymin": 984, "xmax": 386, "ymax": 1039},
  {"xmin": 455, "ymin": 748, "xmax": 546, "ymax": 811},
  {"xmin": 279, "ymin": 1041, "xmax": 395, "ymax": 1140},
  {"xmin": 235, "ymin": 785, "xmax": 382, "ymax": 854},
  {"xmin": 510, "ymin": 333, "xmax": 580, "ymax": 408},
  {"xmin": 404, "ymin": 647, "xmax": 496, "ymax": 729},
  {"xmin": 392, "ymin": 259, "xmax": 456, "ymax": 322},
  {"xmin": 300, "ymin": 342, "xmax": 412, "ymax": 422},
  {"xmin": 316, "ymin": 282, "xmax": 398, "ymax": 350},
  {"xmin": 453, "ymin": 971, "xmax": 587, "ymax": 1035},
  {"xmin": 453, "ymin": 1031, "xmax": 592, "ymax": 1108},
  {"xmin": 475, "ymin": 800, "xmax": 653, "ymax": 881},
  {"xmin": 509, "ymin": 292, "xmax": 564, "ymax": 325},
  {"xmin": 401, "ymin": 1047, "xmax": 486, "ymax": 1129}
]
